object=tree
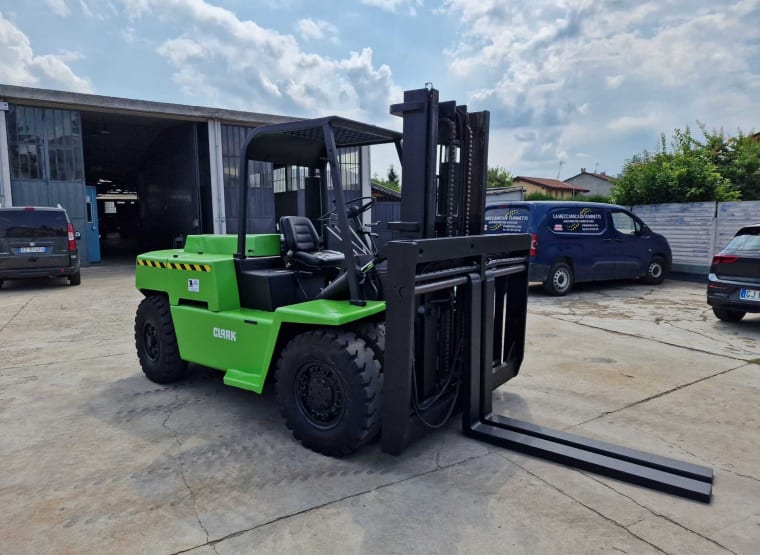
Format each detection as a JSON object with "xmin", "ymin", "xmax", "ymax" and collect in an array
[
  {"xmin": 610, "ymin": 127, "xmax": 742, "ymax": 205},
  {"xmin": 487, "ymin": 166, "xmax": 514, "ymax": 188},
  {"xmin": 387, "ymin": 165, "xmax": 399, "ymax": 185},
  {"xmin": 699, "ymin": 126, "xmax": 760, "ymax": 201}
]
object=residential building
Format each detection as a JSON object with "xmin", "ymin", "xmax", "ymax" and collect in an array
[
  {"xmin": 513, "ymin": 176, "xmax": 589, "ymax": 199},
  {"xmin": 564, "ymin": 168, "xmax": 615, "ymax": 197}
]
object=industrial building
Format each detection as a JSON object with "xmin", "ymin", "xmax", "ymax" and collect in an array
[{"xmin": 0, "ymin": 85, "xmax": 371, "ymax": 264}]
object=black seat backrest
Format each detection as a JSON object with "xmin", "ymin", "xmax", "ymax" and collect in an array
[
  {"xmin": 280, "ymin": 216, "xmax": 320, "ymax": 253},
  {"xmin": 279, "ymin": 215, "xmax": 345, "ymax": 269}
]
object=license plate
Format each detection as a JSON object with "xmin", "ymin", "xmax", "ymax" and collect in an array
[
  {"xmin": 19, "ymin": 246, "xmax": 47, "ymax": 253},
  {"xmin": 740, "ymin": 288, "xmax": 760, "ymax": 301}
]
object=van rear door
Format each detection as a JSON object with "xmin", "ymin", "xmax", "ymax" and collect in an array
[
  {"xmin": 0, "ymin": 209, "xmax": 71, "ymax": 271},
  {"xmin": 484, "ymin": 204, "xmax": 531, "ymax": 234}
]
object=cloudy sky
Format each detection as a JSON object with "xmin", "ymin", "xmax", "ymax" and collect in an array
[{"xmin": 1, "ymin": 0, "xmax": 758, "ymax": 180}]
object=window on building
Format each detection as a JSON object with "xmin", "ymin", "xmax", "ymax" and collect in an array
[
  {"xmin": 324, "ymin": 146, "xmax": 361, "ymax": 192},
  {"xmin": 6, "ymin": 105, "xmax": 84, "ymax": 182}
]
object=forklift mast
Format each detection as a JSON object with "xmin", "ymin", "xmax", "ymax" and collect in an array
[
  {"xmin": 379, "ymin": 87, "xmax": 712, "ymax": 502},
  {"xmin": 390, "ymin": 87, "xmax": 488, "ymax": 240}
]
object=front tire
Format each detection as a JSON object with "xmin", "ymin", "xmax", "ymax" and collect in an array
[
  {"xmin": 642, "ymin": 256, "xmax": 666, "ymax": 285},
  {"xmin": 275, "ymin": 328, "xmax": 382, "ymax": 457},
  {"xmin": 712, "ymin": 307, "xmax": 746, "ymax": 322},
  {"xmin": 135, "ymin": 295, "xmax": 188, "ymax": 384},
  {"xmin": 544, "ymin": 262, "xmax": 574, "ymax": 296}
]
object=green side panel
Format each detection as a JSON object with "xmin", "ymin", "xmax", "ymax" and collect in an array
[
  {"xmin": 136, "ymin": 250, "xmax": 240, "ymax": 311},
  {"xmin": 170, "ymin": 305, "xmax": 281, "ymax": 394},
  {"xmin": 135, "ymin": 249, "xmax": 180, "ymax": 293},
  {"xmin": 275, "ymin": 300, "xmax": 386, "ymax": 325},
  {"xmin": 183, "ymin": 234, "xmax": 281, "ymax": 257}
]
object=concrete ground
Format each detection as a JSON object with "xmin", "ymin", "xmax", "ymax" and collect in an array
[{"xmin": 0, "ymin": 266, "xmax": 758, "ymax": 555}]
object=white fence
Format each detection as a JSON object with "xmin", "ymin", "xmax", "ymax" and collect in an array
[{"xmin": 631, "ymin": 201, "xmax": 760, "ymax": 274}]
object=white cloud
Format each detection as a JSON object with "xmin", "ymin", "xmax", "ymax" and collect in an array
[
  {"xmin": 361, "ymin": 0, "xmax": 423, "ymax": 15},
  {"xmin": 296, "ymin": 18, "xmax": 338, "ymax": 43},
  {"xmin": 607, "ymin": 114, "xmax": 659, "ymax": 132},
  {"xmin": 122, "ymin": 0, "xmax": 401, "ymax": 121},
  {"xmin": 0, "ymin": 13, "xmax": 92, "ymax": 92},
  {"xmin": 605, "ymin": 75, "xmax": 624, "ymax": 89},
  {"xmin": 47, "ymin": 0, "xmax": 70, "ymax": 17},
  {"xmin": 442, "ymin": 0, "xmax": 760, "ymax": 175}
]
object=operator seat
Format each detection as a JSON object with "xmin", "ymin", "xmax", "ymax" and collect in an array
[{"xmin": 279, "ymin": 216, "xmax": 345, "ymax": 269}]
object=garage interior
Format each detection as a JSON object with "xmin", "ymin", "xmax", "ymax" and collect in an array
[{"xmin": 80, "ymin": 111, "xmax": 212, "ymax": 261}]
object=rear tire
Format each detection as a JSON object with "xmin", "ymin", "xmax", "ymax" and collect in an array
[
  {"xmin": 0, "ymin": 279, "xmax": 4, "ymax": 289},
  {"xmin": 275, "ymin": 328, "xmax": 382, "ymax": 456},
  {"xmin": 544, "ymin": 262, "xmax": 574, "ymax": 296},
  {"xmin": 69, "ymin": 271, "xmax": 81, "ymax": 286},
  {"xmin": 135, "ymin": 295, "xmax": 188, "ymax": 384},
  {"xmin": 712, "ymin": 307, "xmax": 746, "ymax": 322},
  {"xmin": 642, "ymin": 256, "xmax": 666, "ymax": 285}
]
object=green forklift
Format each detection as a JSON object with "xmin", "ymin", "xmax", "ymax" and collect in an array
[{"xmin": 134, "ymin": 87, "xmax": 713, "ymax": 501}]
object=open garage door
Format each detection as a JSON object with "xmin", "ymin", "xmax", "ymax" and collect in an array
[{"xmin": 82, "ymin": 113, "xmax": 211, "ymax": 261}]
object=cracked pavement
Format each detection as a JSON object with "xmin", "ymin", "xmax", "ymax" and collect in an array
[{"xmin": 0, "ymin": 267, "xmax": 758, "ymax": 554}]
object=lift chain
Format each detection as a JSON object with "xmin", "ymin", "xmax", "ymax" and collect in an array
[
  {"xmin": 464, "ymin": 121, "xmax": 473, "ymax": 236},
  {"xmin": 446, "ymin": 118, "xmax": 457, "ymax": 237}
]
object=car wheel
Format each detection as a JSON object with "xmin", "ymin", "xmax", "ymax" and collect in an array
[
  {"xmin": 0, "ymin": 279, "xmax": 4, "ymax": 289},
  {"xmin": 544, "ymin": 262, "xmax": 574, "ymax": 296},
  {"xmin": 712, "ymin": 307, "xmax": 746, "ymax": 322},
  {"xmin": 642, "ymin": 256, "xmax": 667, "ymax": 285},
  {"xmin": 69, "ymin": 270, "xmax": 81, "ymax": 286}
]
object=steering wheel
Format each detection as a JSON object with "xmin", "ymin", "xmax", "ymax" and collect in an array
[{"xmin": 319, "ymin": 196, "xmax": 376, "ymax": 221}]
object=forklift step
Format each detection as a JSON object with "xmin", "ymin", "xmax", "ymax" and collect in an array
[{"xmin": 466, "ymin": 416, "xmax": 713, "ymax": 502}]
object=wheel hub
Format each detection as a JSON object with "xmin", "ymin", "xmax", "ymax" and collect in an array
[
  {"xmin": 295, "ymin": 362, "xmax": 345, "ymax": 429},
  {"xmin": 143, "ymin": 322, "xmax": 159, "ymax": 360}
]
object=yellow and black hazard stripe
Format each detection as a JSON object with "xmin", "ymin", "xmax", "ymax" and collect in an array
[{"xmin": 137, "ymin": 259, "xmax": 211, "ymax": 272}]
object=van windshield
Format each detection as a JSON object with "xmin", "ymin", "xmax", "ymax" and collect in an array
[
  {"xmin": 0, "ymin": 210, "xmax": 68, "ymax": 239},
  {"xmin": 485, "ymin": 206, "xmax": 531, "ymax": 233}
]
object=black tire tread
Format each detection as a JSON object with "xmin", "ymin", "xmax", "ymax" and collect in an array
[
  {"xmin": 352, "ymin": 321, "xmax": 385, "ymax": 365},
  {"xmin": 712, "ymin": 307, "xmax": 746, "ymax": 322},
  {"xmin": 69, "ymin": 270, "xmax": 81, "ymax": 286},
  {"xmin": 642, "ymin": 255, "xmax": 667, "ymax": 285},
  {"xmin": 544, "ymin": 261, "xmax": 573, "ymax": 296},
  {"xmin": 275, "ymin": 328, "xmax": 382, "ymax": 457},
  {"xmin": 135, "ymin": 295, "xmax": 188, "ymax": 384}
]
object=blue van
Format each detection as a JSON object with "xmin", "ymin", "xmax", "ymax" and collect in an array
[{"xmin": 485, "ymin": 201, "xmax": 671, "ymax": 295}]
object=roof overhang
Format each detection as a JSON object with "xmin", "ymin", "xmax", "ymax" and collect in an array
[{"xmin": 0, "ymin": 84, "xmax": 298, "ymax": 127}]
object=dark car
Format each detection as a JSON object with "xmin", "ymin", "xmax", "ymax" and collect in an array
[
  {"xmin": 485, "ymin": 201, "xmax": 671, "ymax": 295},
  {"xmin": 707, "ymin": 223, "xmax": 760, "ymax": 321},
  {"xmin": 0, "ymin": 206, "xmax": 81, "ymax": 288}
]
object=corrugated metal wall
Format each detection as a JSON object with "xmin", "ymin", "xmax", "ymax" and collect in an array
[
  {"xmin": 631, "ymin": 202, "xmax": 716, "ymax": 271},
  {"xmin": 715, "ymin": 201, "xmax": 760, "ymax": 252},
  {"xmin": 632, "ymin": 201, "xmax": 760, "ymax": 273},
  {"xmin": 7, "ymin": 104, "xmax": 89, "ymax": 263},
  {"xmin": 371, "ymin": 201, "xmax": 400, "ymax": 249}
]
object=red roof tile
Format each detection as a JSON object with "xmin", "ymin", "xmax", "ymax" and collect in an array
[{"xmin": 514, "ymin": 176, "xmax": 590, "ymax": 192}]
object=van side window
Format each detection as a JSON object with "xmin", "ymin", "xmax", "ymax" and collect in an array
[{"xmin": 610, "ymin": 211, "xmax": 640, "ymax": 235}]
